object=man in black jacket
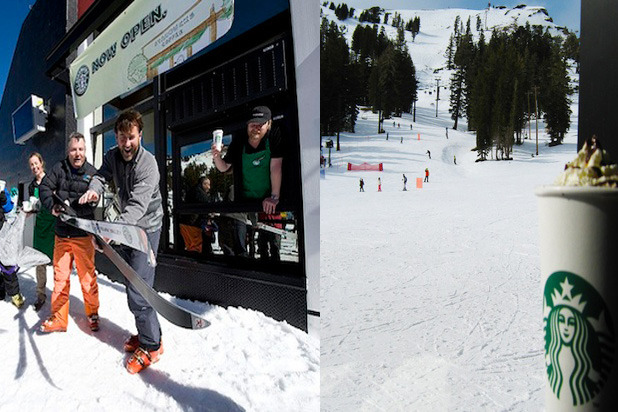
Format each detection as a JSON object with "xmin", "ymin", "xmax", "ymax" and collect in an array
[{"xmin": 39, "ymin": 132, "xmax": 100, "ymax": 333}]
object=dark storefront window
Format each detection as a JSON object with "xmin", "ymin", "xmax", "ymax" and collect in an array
[
  {"xmin": 170, "ymin": 119, "xmax": 300, "ymax": 267},
  {"xmin": 179, "ymin": 135, "xmax": 233, "ymax": 203}
]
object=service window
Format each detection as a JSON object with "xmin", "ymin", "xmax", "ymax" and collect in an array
[{"xmin": 168, "ymin": 117, "xmax": 300, "ymax": 269}]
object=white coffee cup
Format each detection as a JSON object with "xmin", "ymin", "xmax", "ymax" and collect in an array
[
  {"xmin": 0, "ymin": 180, "xmax": 5, "ymax": 191},
  {"xmin": 22, "ymin": 200, "xmax": 31, "ymax": 212},
  {"xmin": 29, "ymin": 196, "xmax": 39, "ymax": 211},
  {"xmin": 536, "ymin": 186, "xmax": 618, "ymax": 411},
  {"xmin": 213, "ymin": 129, "xmax": 223, "ymax": 151}
]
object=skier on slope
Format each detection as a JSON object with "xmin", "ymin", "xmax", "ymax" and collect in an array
[
  {"xmin": 424, "ymin": 168, "xmax": 430, "ymax": 183},
  {"xmin": 359, "ymin": 178, "xmax": 365, "ymax": 192},
  {"xmin": 378, "ymin": 177, "xmax": 382, "ymax": 192},
  {"xmin": 427, "ymin": 150, "xmax": 431, "ymax": 159},
  {"xmin": 402, "ymin": 174, "xmax": 408, "ymax": 191}
]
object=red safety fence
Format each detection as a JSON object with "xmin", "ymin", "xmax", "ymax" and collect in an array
[{"xmin": 347, "ymin": 162, "xmax": 383, "ymax": 171}]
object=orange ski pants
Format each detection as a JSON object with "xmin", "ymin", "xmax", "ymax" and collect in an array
[{"xmin": 50, "ymin": 235, "xmax": 99, "ymax": 327}]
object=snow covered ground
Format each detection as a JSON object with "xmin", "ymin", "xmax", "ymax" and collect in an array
[
  {"xmin": 0, "ymin": 259, "xmax": 319, "ymax": 411},
  {"xmin": 320, "ymin": 85, "xmax": 579, "ymax": 409}
]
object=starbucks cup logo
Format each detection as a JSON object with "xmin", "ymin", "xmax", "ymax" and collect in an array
[
  {"xmin": 213, "ymin": 129, "xmax": 223, "ymax": 151},
  {"xmin": 544, "ymin": 271, "xmax": 615, "ymax": 406}
]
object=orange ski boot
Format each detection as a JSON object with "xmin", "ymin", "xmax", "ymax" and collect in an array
[
  {"xmin": 126, "ymin": 344, "xmax": 164, "ymax": 374},
  {"xmin": 123, "ymin": 335, "xmax": 140, "ymax": 352},
  {"xmin": 88, "ymin": 314, "xmax": 100, "ymax": 332},
  {"xmin": 40, "ymin": 316, "xmax": 67, "ymax": 333}
]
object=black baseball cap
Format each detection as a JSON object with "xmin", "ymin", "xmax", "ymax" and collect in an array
[{"xmin": 247, "ymin": 106, "xmax": 271, "ymax": 124}]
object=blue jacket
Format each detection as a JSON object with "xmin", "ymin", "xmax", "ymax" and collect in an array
[{"xmin": 1, "ymin": 188, "xmax": 13, "ymax": 214}]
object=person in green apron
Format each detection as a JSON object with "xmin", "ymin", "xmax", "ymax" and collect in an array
[
  {"xmin": 28, "ymin": 153, "xmax": 56, "ymax": 311},
  {"xmin": 212, "ymin": 106, "xmax": 283, "ymax": 260},
  {"xmin": 212, "ymin": 106, "xmax": 283, "ymax": 208}
]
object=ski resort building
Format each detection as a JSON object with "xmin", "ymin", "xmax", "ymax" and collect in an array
[{"xmin": 0, "ymin": 0, "xmax": 318, "ymax": 333}]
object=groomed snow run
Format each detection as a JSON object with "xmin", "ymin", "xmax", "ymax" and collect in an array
[{"xmin": 320, "ymin": 90, "xmax": 579, "ymax": 410}]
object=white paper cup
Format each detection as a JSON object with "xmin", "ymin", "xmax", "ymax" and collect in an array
[
  {"xmin": 536, "ymin": 186, "xmax": 618, "ymax": 411},
  {"xmin": 22, "ymin": 200, "xmax": 31, "ymax": 212},
  {"xmin": 29, "ymin": 196, "xmax": 39, "ymax": 211},
  {"xmin": 0, "ymin": 180, "xmax": 5, "ymax": 191},
  {"xmin": 213, "ymin": 129, "xmax": 223, "ymax": 151}
]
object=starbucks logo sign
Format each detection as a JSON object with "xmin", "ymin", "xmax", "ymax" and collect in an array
[
  {"xmin": 74, "ymin": 65, "xmax": 90, "ymax": 96},
  {"xmin": 544, "ymin": 271, "xmax": 615, "ymax": 406}
]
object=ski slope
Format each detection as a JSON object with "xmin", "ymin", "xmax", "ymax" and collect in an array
[
  {"xmin": 320, "ymin": 86, "xmax": 579, "ymax": 409},
  {"xmin": 0, "ymin": 260, "xmax": 319, "ymax": 411}
]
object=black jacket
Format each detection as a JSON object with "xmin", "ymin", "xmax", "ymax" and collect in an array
[{"xmin": 40, "ymin": 159, "xmax": 97, "ymax": 238}]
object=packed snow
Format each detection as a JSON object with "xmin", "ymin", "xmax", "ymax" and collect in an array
[
  {"xmin": 0, "ymin": 239, "xmax": 319, "ymax": 411},
  {"xmin": 320, "ymin": 5, "xmax": 580, "ymax": 410}
]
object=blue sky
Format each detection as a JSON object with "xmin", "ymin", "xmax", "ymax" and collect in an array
[
  {"xmin": 335, "ymin": 1, "xmax": 580, "ymax": 32},
  {"xmin": 0, "ymin": 2, "xmax": 32, "ymax": 102}
]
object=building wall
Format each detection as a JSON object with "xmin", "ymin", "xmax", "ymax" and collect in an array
[
  {"xmin": 77, "ymin": 0, "xmax": 96, "ymax": 19},
  {"xmin": 0, "ymin": 0, "xmax": 67, "ymax": 190},
  {"xmin": 579, "ymin": 1, "xmax": 618, "ymax": 157}
]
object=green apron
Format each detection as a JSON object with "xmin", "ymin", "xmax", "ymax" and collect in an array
[
  {"xmin": 241, "ymin": 139, "xmax": 271, "ymax": 199},
  {"xmin": 32, "ymin": 186, "xmax": 56, "ymax": 260}
]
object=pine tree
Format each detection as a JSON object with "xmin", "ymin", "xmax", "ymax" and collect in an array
[
  {"xmin": 562, "ymin": 31, "xmax": 579, "ymax": 72},
  {"xmin": 445, "ymin": 35, "xmax": 455, "ymax": 69},
  {"xmin": 335, "ymin": 3, "xmax": 349, "ymax": 21},
  {"xmin": 411, "ymin": 17, "xmax": 421, "ymax": 41},
  {"xmin": 320, "ymin": 18, "xmax": 358, "ymax": 146},
  {"xmin": 392, "ymin": 44, "xmax": 417, "ymax": 116},
  {"xmin": 449, "ymin": 68, "xmax": 465, "ymax": 130},
  {"xmin": 396, "ymin": 26, "xmax": 405, "ymax": 48},
  {"xmin": 543, "ymin": 41, "xmax": 571, "ymax": 145},
  {"xmin": 453, "ymin": 15, "xmax": 461, "ymax": 38},
  {"xmin": 376, "ymin": 26, "xmax": 390, "ymax": 55}
]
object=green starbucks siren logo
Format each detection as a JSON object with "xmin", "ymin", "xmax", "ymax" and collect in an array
[
  {"xmin": 74, "ymin": 65, "xmax": 90, "ymax": 96},
  {"xmin": 544, "ymin": 271, "xmax": 615, "ymax": 406}
]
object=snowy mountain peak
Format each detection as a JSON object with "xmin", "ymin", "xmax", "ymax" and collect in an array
[{"xmin": 322, "ymin": 4, "xmax": 572, "ymax": 89}]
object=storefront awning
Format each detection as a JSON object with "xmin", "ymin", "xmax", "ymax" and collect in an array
[{"xmin": 68, "ymin": 0, "xmax": 234, "ymax": 119}]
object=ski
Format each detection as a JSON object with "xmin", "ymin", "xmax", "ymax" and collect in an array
[
  {"xmin": 54, "ymin": 194, "xmax": 210, "ymax": 330},
  {"xmin": 255, "ymin": 222, "xmax": 297, "ymax": 240},
  {"xmin": 61, "ymin": 214, "xmax": 156, "ymax": 266}
]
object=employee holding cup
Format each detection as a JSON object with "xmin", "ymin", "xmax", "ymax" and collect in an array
[{"xmin": 211, "ymin": 106, "xmax": 283, "ymax": 214}]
